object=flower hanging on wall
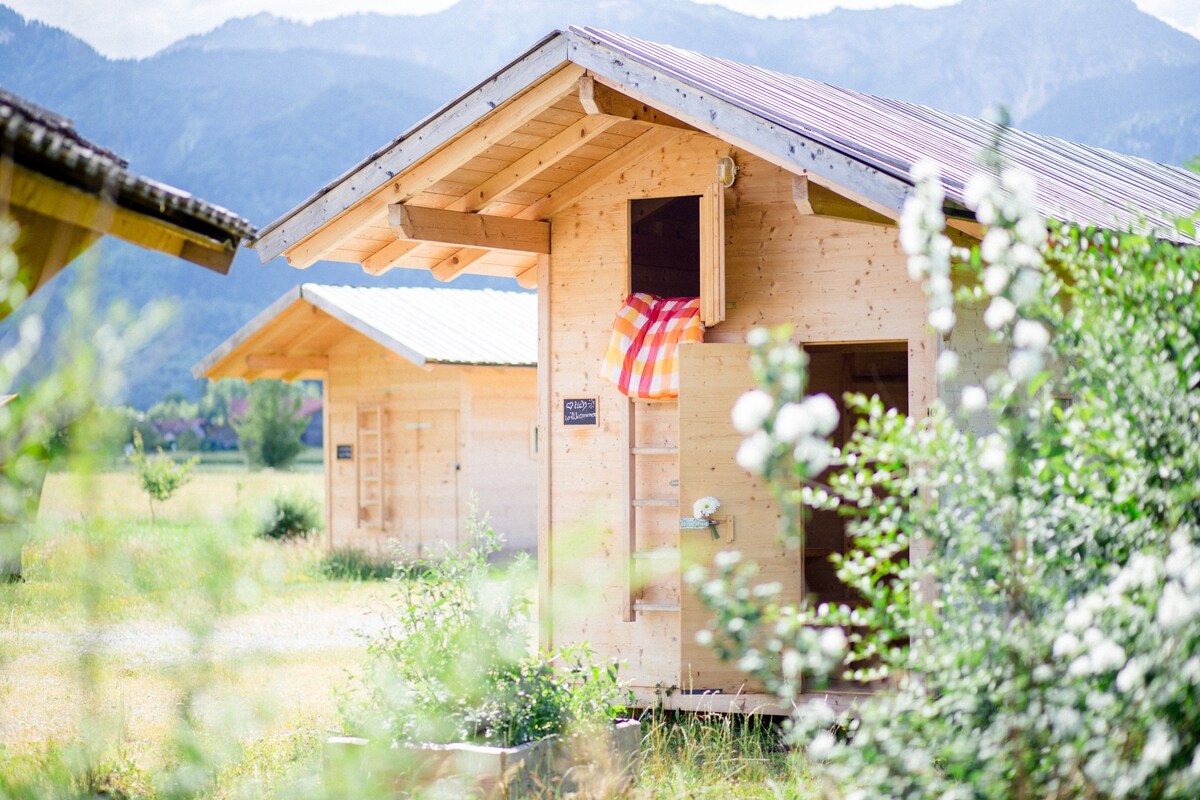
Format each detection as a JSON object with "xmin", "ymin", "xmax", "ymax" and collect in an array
[{"xmin": 693, "ymin": 496, "xmax": 721, "ymax": 519}]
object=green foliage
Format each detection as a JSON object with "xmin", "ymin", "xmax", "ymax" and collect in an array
[
  {"xmin": 692, "ymin": 156, "xmax": 1200, "ymax": 798},
  {"xmin": 317, "ymin": 546, "xmax": 394, "ymax": 581},
  {"xmin": 232, "ymin": 380, "xmax": 308, "ymax": 469},
  {"xmin": 196, "ymin": 378, "xmax": 248, "ymax": 426},
  {"xmin": 257, "ymin": 491, "xmax": 322, "ymax": 541},
  {"xmin": 344, "ymin": 504, "xmax": 630, "ymax": 748},
  {"xmin": 127, "ymin": 430, "xmax": 198, "ymax": 523}
]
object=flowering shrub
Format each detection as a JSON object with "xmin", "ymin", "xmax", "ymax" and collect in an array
[
  {"xmin": 689, "ymin": 144, "xmax": 1200, "ymax": 798},
  {"xmin": 343, "ymin": 506, "xmax": 630, "ymax": 748}
]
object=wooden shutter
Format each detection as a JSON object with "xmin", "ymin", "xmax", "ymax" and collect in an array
[{"xmin": 699, "ymin": 183, "xmax": 726, "ymax": 327}]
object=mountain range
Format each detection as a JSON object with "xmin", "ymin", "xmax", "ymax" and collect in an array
[{"xmin": 1, "ymin": 0, "xmax": 1197, "ymax": 407}]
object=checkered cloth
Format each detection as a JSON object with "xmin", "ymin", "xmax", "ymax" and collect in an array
[{"xmin": 600, "ymin": 293, "xmax": 704, "ymax": 399}]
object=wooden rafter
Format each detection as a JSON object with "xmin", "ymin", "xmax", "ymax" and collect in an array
[
  {"xmin": 518, "ymin": 126, "xmax": 684, "ymax": 221},
  {"xmin": 792, "ymin": 174, "xmax": 896, "ymax": 227},
  {"xmin": 578, "ymin": 77, "xmax": 693, "ymax": 130},
  {"xmin": 361, "ymin": 239, "xmax": 424, "ymax": 275},
  {"xmin": 390, "ymin": 205, "xmax": 551, "ymax": 254},
  {"xmin": 282, "ymin": 63, "xmax": 586, "ymax": 268},
  {"xmin": 431, "ymin": 248, "xmax": 488, "ymax": 282},
  {"xmin": 245, "ymin": 354, "xmax": 329, "ymax": 372},
  {"xmin": 447, "ymin": 111, "xmax": 625, "ymax": 214}
]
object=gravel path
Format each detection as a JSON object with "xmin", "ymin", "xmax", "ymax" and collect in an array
[{"xmin": 1, "ymin": 595, "xmax": 389, "ymax": 667}]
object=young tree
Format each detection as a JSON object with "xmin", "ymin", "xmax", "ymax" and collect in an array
[
  {"xmin": 127, "ymin": 429, "xmax": 198, "ymax": 524},
  {"xmin": 232, "ymin": 379, "xmax": 309, "ymax": 469},
  {"xmin": 692, "ymin": 150, "xmax": 1200, "ymax": 797}
]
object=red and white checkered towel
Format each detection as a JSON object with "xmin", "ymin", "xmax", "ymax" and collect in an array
[{"xmin": 600, "ymin": 293, "xmax": 704, "ymax": 400}]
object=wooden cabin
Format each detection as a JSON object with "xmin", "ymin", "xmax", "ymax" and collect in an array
[
  {"xmin": 194, "ymin": 285, "xmax": 538, "ymax": 556},
  {"xmin": 0, "ymin": 88, "xmax": 253, "ymax": 315},
  {"xmin": 250, "ymin": 28, "xmax": 1200, "ymax": 712}
]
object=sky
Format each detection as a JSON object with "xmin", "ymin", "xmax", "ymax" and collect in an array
[{"xmin": 5, "ymin": 0, "xmax": 1198, "ymax": 59}]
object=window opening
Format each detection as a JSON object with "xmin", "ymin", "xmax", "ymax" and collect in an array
[{"xmin": 630, "ymin": 195, "xmax": 700, "ymax": 297}]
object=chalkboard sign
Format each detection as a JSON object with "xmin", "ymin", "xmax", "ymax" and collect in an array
[
  {"xmin": 336, "ymin": 444, "xmax": 353, "ymax": 460},
  {"xmin": 563, "ymin": 398, "xmax": 598, "ymax": 426}
]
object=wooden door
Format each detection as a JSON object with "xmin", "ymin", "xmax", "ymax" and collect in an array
[
  {"xmin": 677, "ymin": 343, "xmax": 800, "ymax": 692},
  {"xmin": 416, "ymin": 409, "xmax": 461, "ymax": 554},
  {"xmin": 382, "ymin": 407, "xmax": 420, "ymax": 553}
]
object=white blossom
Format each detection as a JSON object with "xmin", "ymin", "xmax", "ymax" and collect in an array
[
  {"xmin": 1008, "ymin": 349, "xmax": 1044, "ymax": 382},
  {"xmin": 732, "ymin": 389, "xmax": 773, "ymax": 434},
  {"xmin": 693, "ymin": 496, "xmax": 721, "ymax": 518},
  {"xmin": 793, "ymin": 438, "xmax": 832, "ymax": 476},
  {"xmin": 819, "ymin": 626, "xmax": 847, "ymax": 658},
  {"xmin": 773, "ymin": 402, "xmax": 816, "ymax": 443},
  {"xmin": 982, "ymin": 264, "xmax": 1010, "ymax": 295},
  {"xmin": 746, "ymin": 327, "xmax": 770, "ymax": 348},
  {"xmin": 801, "ymin": 394, "xmax": 840, "ymax": 437},
  {"xmin": 928, "ymin": 306, "xmax": 956, "ymax": 333},
  {"xmin": 1053, "ymin": 631, "xmax": 1081, "ymax": 659},
  {"xmin": 961, "ymin": 385, "xmax": 987, "ymax": 413},
  {"xmin": 983, "ymin": 297, "xmax": 1017, "ymax": 330},
  {"xmin": 978, "ymin": 436, "xmax": 1006, "ymax": 472},
  {"xmin": 1012, "ymin": 319, "xmax": 1050, "ymax": 351},
  {"xmin": 736, "ymin": 430, "xmax": 772, "ymax": 474},
  {"xmin": 936, "ymin": 349, "xmax": 959, "ymax": 380},
  {"xmin": 808, "ymin": 730, "xmax": 837, "ymax": 761}
]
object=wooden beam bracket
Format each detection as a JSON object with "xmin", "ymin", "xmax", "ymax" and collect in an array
[{"xmin": 389, "ymin": 204, "xmax": 551, "ymax": 254}]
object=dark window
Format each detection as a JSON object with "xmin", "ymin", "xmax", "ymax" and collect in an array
[{"xmin": 629, "ymin": 196, "xmax": 700, "ymax": 297}]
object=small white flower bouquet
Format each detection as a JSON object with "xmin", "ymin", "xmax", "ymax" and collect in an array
[
  {"xmin": 692, "ymin": 496, "xmax": 721, "ymax": 539},
  {"xmin": 693, "ymin": 496, "xmax": 720, "ymax": 519}
]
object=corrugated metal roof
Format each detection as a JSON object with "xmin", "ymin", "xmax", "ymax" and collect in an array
[
  {"xmin": 572, "ymin": 26, "xmax": 1200, "ymax": 242},
  {"xmin": 301, "ymin": 284, "xmax": 537, "ymax": 367},
  {"xmin": 0, "ymin": 87, "xmax": 256, "ymax": 244}
]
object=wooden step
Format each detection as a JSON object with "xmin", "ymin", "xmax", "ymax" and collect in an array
[
  {"xmin": 632, "ymin": 548, "xmax": 680, "ymax": 560},
  {"xmin": 633, "ymin": 601, "xmax": 680, "ymax": 613},
  {"xmin": 632, "ymin": 498, "xmax": 676, "ymax": 508}
]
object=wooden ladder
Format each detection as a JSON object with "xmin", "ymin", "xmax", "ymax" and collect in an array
[
  {"xmin": 356, "ymin": 404, "xmax": 384, "ymax": 527},
  {"xmin": 624, "ymin": 397, "xmax": 681, "ymax": 620}
]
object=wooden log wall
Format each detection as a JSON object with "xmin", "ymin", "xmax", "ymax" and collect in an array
[
  {"xmin": 542, "ymin": 131, "xmax": 936, "ymax": 694},
  {"xmin": 325, "ymin": 328, "xmax": 538, "ymax": 557}
]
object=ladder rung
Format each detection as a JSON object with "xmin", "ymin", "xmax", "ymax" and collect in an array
[
  {"xmin": 630, "ymin": 446, "xmax": 678, "ymax": 455},
  {"xmin": 633, "ymin": 548, "xmax": 680, "ymax": 560},
  {"xmin": 632, "ymin": 498, "xmax": 676, "ymax": 507},
  {"xmin": 633, "ymin": 601, "xmax": 680, "ymax": 612}
]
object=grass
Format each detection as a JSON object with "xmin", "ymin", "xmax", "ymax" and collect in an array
[{"xmin": 1, "ymin": 467, "xmax": 811, "ymax": 798}]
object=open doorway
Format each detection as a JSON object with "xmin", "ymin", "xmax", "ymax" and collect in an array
[{"xmin": 803, "ymin": 343, "xmax": 909, "ymax": 606}]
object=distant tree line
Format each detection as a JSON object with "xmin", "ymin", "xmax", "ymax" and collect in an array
[{"xmin": 83, "ymin": 379, "xmax": 319, "ymax": 469}]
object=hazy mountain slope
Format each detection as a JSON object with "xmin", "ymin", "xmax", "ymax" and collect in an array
[
  {"xmin": 1, "ymin": 0, "xmax": 1196, "ymax": 406},
  {"xmin": 169, "ymin": 0, "xmax": 1200, "ymax": 122}
]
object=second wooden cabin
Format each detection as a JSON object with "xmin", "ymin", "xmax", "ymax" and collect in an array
[
  {"xmin": 249, "ymin": 28, "xmax": 1200, "ymax": 711},
  {"xmin": 195, "ymin": 284, "xmax": 539, "ymax": 556}
]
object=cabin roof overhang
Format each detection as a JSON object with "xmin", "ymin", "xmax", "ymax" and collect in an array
[
  {"xmin": 253, "ymin": 27, "xmax": 1200, "ymax": 283},
  {"xmin": 0, "ymin": 88, "xmax": 256, "ymax": 295},
  {"xmin": 193, "ymin": 284, "xmax": 538, "ymax": 382}
]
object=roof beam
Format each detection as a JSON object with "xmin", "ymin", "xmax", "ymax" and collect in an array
[
  {"xmin": 517, "ymin": 126, "xmax": 683, "ymax": 221},
  {"xmin": 245, "ymin": 354, "xmax": 329, "ymax": 372},
  {"xmin": 578, "ymin": 76, "xmax": 693, "ymax": 129},
  {"xmin": 390, "ymin": 204, "xmax": 551, "ymax": 254},
  {"xmin": 448, "ymin": 112, "xmax": 625, "ymax": 214},
  {"xmin": 279, "ymin": 62, "xmax": 585, "ymax": 268},
  {"xmin": 431, "ymin": 248, "xmax": 489, "ymax": 282},
  {"xmin": 793, "ymin": 175, "xmax": 896, "ymax": 226},
  {"xmin": 361, "ymin": 239, "xmax": 424, "ymax": 275}
]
